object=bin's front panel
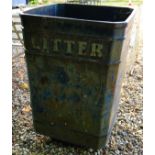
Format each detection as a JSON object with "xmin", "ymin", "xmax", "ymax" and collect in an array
[{"xmin": 25, "ymin": 29, "xmax": 112, "ymax": 132}]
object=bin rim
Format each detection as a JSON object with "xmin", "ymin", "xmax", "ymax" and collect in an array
[{"xmin": 20, "ymin": 3, "xmax": 135, "ymax": 28}]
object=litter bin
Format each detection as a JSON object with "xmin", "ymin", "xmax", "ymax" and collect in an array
[{"xmin": 20, "ymin": 4, "xmax": 135, "ymax": 149}]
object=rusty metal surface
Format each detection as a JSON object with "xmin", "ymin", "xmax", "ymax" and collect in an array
[{"xmin": 20, "ymin": 3, "xmax": 135, "ymax": 149}]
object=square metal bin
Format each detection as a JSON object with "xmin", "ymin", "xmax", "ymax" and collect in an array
[{"xmin": 20, "ymin": 4, "xmax": 135, "ymax": 149}]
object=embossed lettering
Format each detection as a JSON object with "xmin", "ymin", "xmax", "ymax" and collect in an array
[
  {"xmin": 64, "ymin": 40, "xmax": 75, "ymax": 54},
  {"xmin": 78, "ymin": 41, "xmax": 87, "ymax": 56},
  {"xmin": 31, "ymin": 37, "xmax": 41, "ymax": 49},
  {"xmin": 31, "ymin": 36, "xmax": 104, "ymax": 58},
  {"xmin": 43, "ymin": 38, "xmax": 48, "ymax": 50},
  {"xmin": 91, "ymin": 43, "xmax": 103, "ymax": 57},
  {"xmin": 53, "ymin": 39, "xmax": 61, "ymax": 52}
]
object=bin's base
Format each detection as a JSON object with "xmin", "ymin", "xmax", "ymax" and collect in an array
[{"xmin": 34, "ymin": 121, "xmax": 108, "ymax": 149}]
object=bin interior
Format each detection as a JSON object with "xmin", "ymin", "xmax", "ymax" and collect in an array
[{"xmin": 25, "ymin": 4, "xmax": 133, "ymax": 22}]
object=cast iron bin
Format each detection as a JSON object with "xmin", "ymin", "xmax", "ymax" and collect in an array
[{"xmin": 20, "ymin": 4, "xmax": 135, "ymax": 149}]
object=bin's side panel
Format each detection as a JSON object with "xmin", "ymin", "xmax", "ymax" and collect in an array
[
  {"xmin": 101, "ymin": 16, "xmax": 135, "ymax": 145},
  {"xmin": 21, "ymin": 15, "xmax": 115, "ymax": 149},
  {"xmin": 125, "ymin": 8, "xmax": 138, "ymax": 74},
  {"xmin": 98, "ymin": 23, "xmax": 131, "ymax": 145}
]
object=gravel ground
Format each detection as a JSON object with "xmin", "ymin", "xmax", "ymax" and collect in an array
[{"xmin": 12, "ymin": 12, "xmax": 143, "ymax": 155}]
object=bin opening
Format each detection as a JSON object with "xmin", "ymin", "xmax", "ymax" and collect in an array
[{"xmin": 24, "ymin": 4, "xmax": 133, "ymax": 22}]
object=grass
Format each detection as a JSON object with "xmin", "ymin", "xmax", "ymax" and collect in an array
[
  {"xmin": 28, "ymin": 0, "xmax": 143, "ymax": 6},
  {"xmin": 101, "ymin": 0, "xmax": 143, "ymax": 6}
]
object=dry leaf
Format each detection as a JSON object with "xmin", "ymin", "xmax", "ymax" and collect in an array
[
  {"xmin": 20, "ymin": 82, "xmax": 29, "ymax": 90},
  {"xmin": 22, "ymin": 105, "xmax": 31, "ymax": 113}
]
